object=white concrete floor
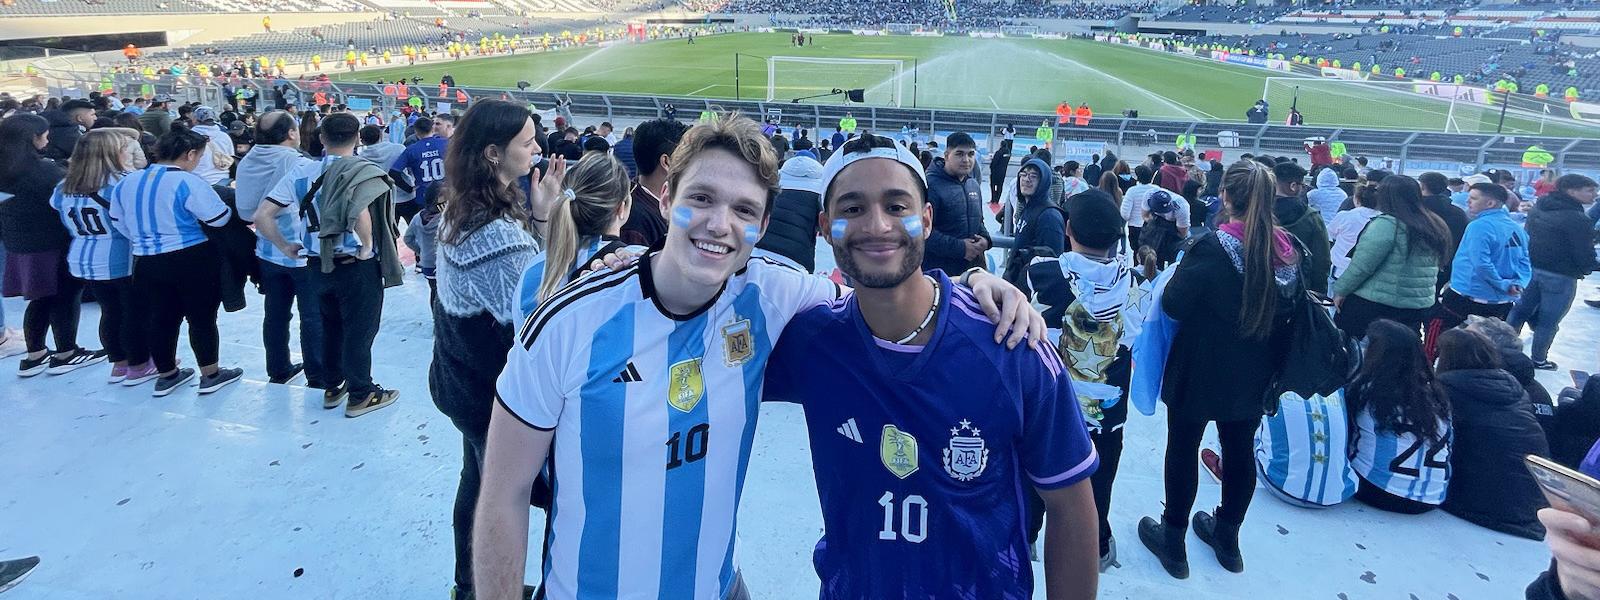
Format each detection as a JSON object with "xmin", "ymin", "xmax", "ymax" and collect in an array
[{"xmin": 1, "ymin": 234, "xmax": 1583, "ymax": 600}]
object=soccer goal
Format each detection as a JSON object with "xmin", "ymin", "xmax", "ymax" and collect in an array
[
  {"xmin": 766, "ymin": 56, "xmax": 906, "ymax": 107},
  {"xmin": 1000, "ymin": 25, "xmax": 1040, "ymax": 37},
  {"xmin": 1257, "ymin": 76, "xmax": 1577, "ymax": 135}
]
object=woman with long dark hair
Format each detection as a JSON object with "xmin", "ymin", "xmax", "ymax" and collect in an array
[
  {"xmin": 107, "ymin": 126, "xmax": 241, "ymax": 397},
  {"xmin": 50, "ymin": 128, "xmax": 155, "ymax": 385},
  {"xmin": 1140, "ymin": 159, "xmax": 1301, "ymax": 579},
  {"xmin": 1347, "ymin": 319, "xmax": 1452, "ymax": 514},
  {"xmin": 428, "ymin": 99, "xmax": 566, "ymax": 600},
  {"xmin": 1331, "ymin": 174, "xmax": 1451, "ymax": 337},
  {"xmin": 0, "ymin": 113, "xmax": 105, "ymax": 376}
]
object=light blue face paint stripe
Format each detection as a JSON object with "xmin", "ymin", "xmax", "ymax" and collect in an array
[
  {"xmin": 660, "ymin": 313, "xmax": 710, "ymax": 599},
  {"xmin": 720, "ymin": 286, "xmax": 772, "ymax": 592},
  {"xmin": 742, "ymin": 224, "xmax": 760, "ymax": 245},
  {"xmin": 575, "ymin": 307, "xmax": 636, "ymax": 597},
  {"xmin": 672, "ymin": 205, "xmax": 693, "ymax": 229},
  {"xmin": 830, "ymin": 219, "xmax": 847, "ymax": 240},
  {"xmin": 901, "ymin": 215, "xmax": 924, "ymax": 237}
]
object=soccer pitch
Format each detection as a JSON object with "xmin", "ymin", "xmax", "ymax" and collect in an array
[{"xmin": 352, "ymin": 32, "xmax": 1594, "ymax": 137}]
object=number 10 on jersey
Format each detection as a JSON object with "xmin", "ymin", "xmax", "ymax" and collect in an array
[{"xmin": 878, "ymin": 491, "xmax": 928, "ymax": 543}]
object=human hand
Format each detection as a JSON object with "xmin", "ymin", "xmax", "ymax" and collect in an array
[
  {"xmin": 971, "ymin": 235, "xmax": 991, "ymax": 252},
  {"xmin": 965, "ymin": 270, "xmax": 1045, "ymax": 350},
  {"xmin": 1541, "ymin": 507, "xmax": 1600, "ymax": 600},
  {"xmin": 581, "ymin": 246, "xmax": 645, "ymax": 276},
  {"xmin": 278, "ymin": 242, "xmax": 304, "ymax": 258},
  {"xmin": 1332, "ymin": 295, "xmax": 1345, "ymax": 310},
  {"xmin": 529, "ymin": 156, "xmax": 568, "ymax": 223},
  {"xmin": 963, "ymin": 239, "xmax": 983, "ymax": 262},
  {"xmin": 1510, "ymin": 285, "xmax": 1524, "ymax": 297}
]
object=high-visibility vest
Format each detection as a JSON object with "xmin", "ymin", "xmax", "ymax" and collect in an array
[
  {"xmin": 1329, "ymin": 141, "xmax": 1347, "ymax": 159},
  {"xmin": 1056, "ymin": 103, "xmax": 1071, "ymax": 124},
  {"xmin": 1074, "ymin": 106, "xmax": 1091, "ymax": 126},
  {"xmin": 1535, "ymin": 84, "xmax": 1550, "ymax": 98},
  {"xmin": 313, "ymin": 91, "xmax": 328, "ymax": 106},
  {"xmin": 383, "ymin": 84, "xmax": 398, "ymax": 97},
  {"xmin": 699, "ymin": 110, "xmax": 716, "ymax": 122},
  {"xmin": 1430, "ymin": 72, "xmax": 1441, "ymax": 81},
  {"xmin": 1521, "ymin": 146, "xmax": 1554, "ymax": 168},
  {"xmin": 1565, "ymin": 87, "xmax": 1580, "ymax": 101},
  {"xmin": 1175, "ymin": 134, "xmax": 1194, "ymax": 149},
  {"xmin": 408, "ymin": 96, "xmax": 424, "ymax": 108},
  {"xmin": 840, "ymin": 117, "xmax": 857, "ymax": 132},
  {"xmin": 1036, "ymin": 126, "xmax": 1054, "ymax": 144}
]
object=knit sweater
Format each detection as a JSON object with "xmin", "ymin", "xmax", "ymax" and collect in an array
[
  {"xmin": 436, "ymin": 217, "xmax": 540, "ymax": 326},
  {"xmin": 1332, "ymin": 215, "xmax": 1441, "ymax": 309}
]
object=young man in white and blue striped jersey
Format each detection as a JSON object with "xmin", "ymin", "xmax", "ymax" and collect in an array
[{"xmin": 476, "ymin": 116, "xmax": 1042, "ymax": 600}]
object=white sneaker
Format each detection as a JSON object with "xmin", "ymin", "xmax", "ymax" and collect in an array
[{"xmin": 0, "ymin": 329, "xmax": 25, "ymax": 359}]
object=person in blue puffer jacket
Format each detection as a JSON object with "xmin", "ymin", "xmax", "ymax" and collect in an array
[
  {"xmin": 1425, "ymin": 182, "xmax": 1531, "ymax": 358},
  {"xmin": 922, "ymin": 132, "xmax": 991, "ymax": 277}
]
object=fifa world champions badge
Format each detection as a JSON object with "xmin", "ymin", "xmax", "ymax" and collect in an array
[
  {"xmin": 880, "ymin": 425, "xmax": 919, "ymax": 479},
  {"xmin": 943, "ymin": 419, "xmax": 989, "ymax": 481}
]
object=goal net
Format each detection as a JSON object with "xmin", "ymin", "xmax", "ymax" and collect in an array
[
  {"xmin": 1261, "ymin": 77, "xmax": 1561, "ymax": 135},
  {"xmin": 1000, "ymin": 25, "xmax": 1040, "ymax": 37},
  {"xmin": 766, "ymin": 56, "xmax": 906, "ymax": 107}
]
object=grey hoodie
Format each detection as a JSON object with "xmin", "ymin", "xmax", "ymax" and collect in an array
[{"xmin": 235, "ymin": 144, "xmax": 308, "ymax": 221}]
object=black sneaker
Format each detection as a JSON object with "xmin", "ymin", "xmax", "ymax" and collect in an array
[
  {"xmin": 198, "ymin": 367, "xmax": 244, "ymax": 394},
  {"xmin": 1534, "ymin": 359, "xmax": 1559, "ymax": 371},
  {"xmin": 153, "ymin": 368, "xmax": 197, "ymax": 397},
  {"xmin": 46, "ymin": 347, "xmax": 108, "ymax": 375},
  {"xmin": 0, "ymin": 555, "xmax": 41, "ymax": 593},
  {"xmin": 268, "ymin": 363, "xmax": 305, "ymax": 385},
  {"xmin": 345, "ymin": 387, "xmax": 400, "ymax": 418},
  {"xmin": 323, "ymin": 382, "xmax": 348, "ymax": 409},
  {"xmin": 18, "ymin": 353, "xmax": 50, "ymax": 378}
]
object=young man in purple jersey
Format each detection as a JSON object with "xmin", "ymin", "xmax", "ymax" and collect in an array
[{"xmin": 764, "ymin": 135, "xmax": 1101, "ymax": 599}]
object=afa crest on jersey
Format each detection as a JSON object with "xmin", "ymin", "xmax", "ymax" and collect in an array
[
  {"xmin": 943, "ymin": 419, "xmax": 990, "ymax": 481},
  {"xmin": 668, "ymin": 357, "xmax": 704, "ymax": 413},
  {"xmin": 722, "ymin": 318, "xmax": 753, "ymax": 366},
  {"xmin": 880, "ymin": 425, "xmax": 919, "ymax": 479}
]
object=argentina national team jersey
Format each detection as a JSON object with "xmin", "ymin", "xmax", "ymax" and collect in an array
[
  {"xmin": 496, "ymin": 255, "xmax": 838, "ymax": 600},
  {"xmin": 51, "ymin": 180, "xmax": 133, "ymax": 280},
  {"xmin": 397, "ymin": 136, "xmax": 448, "ymax": 204},
  {"xmin": 1351, "ymin": 406, "xmax": 1451, "ymax": 505},
  {"xmin": 1254, "ymin": 392, "xmax": 1359, "ymax": 506},
  {"xmin": 763, "ymin": 271, "xmax": 1098, "ymax": 599},
  {"xmin": 512, "ymin": 236, "xmax": 628, "ymax": 327},
  {"xmin": 106, "ymin": 165, "xmax": 231, "ymax": 256},
  {"xmin": 262, "ymin": 156, "xmax": 362, "ymax": 260}
]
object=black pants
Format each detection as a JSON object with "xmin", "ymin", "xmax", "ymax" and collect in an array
[
  {"xmin": 395, "ymin": 201, "xmax": 421, "ymax": 227},
  {"xmin": 989, "ymin": 179, "xmax": 1003, "ymax": 204},
  {"xmin": 1354, "ymin": 477, "xmax": 1435, "ymax": 515},
  {"xmin": 1163, "ymin": 416, "xmax": 1257, "ymax": 526},
  {"xmin": 1334, "ymin": 294, "xmax": 1429, "ymax": 339},
  {"xmin": 1091, "ymin": 401, "xmax": 1128, "ymax": 552},
  {"xmin": 22, "ymin": 261, "xmax": 83, "ymax": 354},
  {"xmin": 311, "ymin": 257, "xmax": 384, "ymax": 397},
  {"xmin": 1424, "ymin": 287, "xmax": 1513, "ymax": 359},
  {"xmin": 133, "ymin": 243, "xmax": 222, "ymax": 373},
  {"xmin": 86, "ymin": 277, "xmax": 148, "ymax": 366}
]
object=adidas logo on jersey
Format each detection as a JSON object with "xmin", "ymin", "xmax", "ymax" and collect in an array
[
  {"xmin": 612, "ymin": 362, "xmax": 643, "ymax": 383},
  {"xmin": 837, "ymin": 418, "xmax": 862, "ymax": 443}
]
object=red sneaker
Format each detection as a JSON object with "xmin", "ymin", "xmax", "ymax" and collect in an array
[{"xmin": 1200, "ymin": 448, "xmax": 1224, "ymax": 484}]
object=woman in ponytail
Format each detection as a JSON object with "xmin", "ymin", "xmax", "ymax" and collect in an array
[
  {"xmin": 427, "ymin": 99, "xmax": 565, "ymax": 600},
  {"xmin": 532, "ymin": 152, "xmax": 631, "ymax": 306},
  {"xmin": 1138, "ymin": 159, "xmax": 1302, "ymax": 580}
]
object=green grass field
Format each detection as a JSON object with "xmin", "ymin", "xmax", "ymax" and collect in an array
[{"xmin": 350, "ymin": 33, "xmax": 1595, "ymax": 137}]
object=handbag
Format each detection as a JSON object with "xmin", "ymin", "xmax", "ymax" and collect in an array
[{"xmin": 1261, "ymin": 238, "xmax": 1354, "ymax": 416}]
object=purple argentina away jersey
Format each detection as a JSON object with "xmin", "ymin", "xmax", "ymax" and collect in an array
[{"xmin": 764, "ymin": 270, "xmax": 1098, "ymax": 600}]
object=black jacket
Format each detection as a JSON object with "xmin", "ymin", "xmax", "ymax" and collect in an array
[
  {"xmin": 1275, "ymin": 196, "xmax": 1332, "ymax": 291},
  {"xmin": 1526, "ymin": 192, "xmax": 1598, "ymax": 278},
  {"xmin": 1161, "ymin": 232, "xmax": 1298, "ymax": 422},
  {"xmin": 1002, "ymin": 158, "xmax": 1061, "ymax": 296},
  {"xmin": 987, "ymin": 148, "xmax": 1011, "ymax": 188},
  {"xmin": 923, "ymin": 157, "xmax": 989, "ymax": 277},
  {"xmin": 0, "ymin": 157, "xmax": 69, "ymax": 254},
  {"xmin": 1539, "ymin": 373, "xmax": 1600, "ymax": 471},
  {"xmin": 1439, "ymin": 368, "xmax": 1549, "ymax": 540},
  {"xmin": 1422, "ymin": 193, "xmax": 1468, "ymax": 290},
  {"xmin": 40, "ymin": 109, "xmax": 83, "ymax": 163},
  {"xmin": 756, "ymin": 188, "xmax": 821, "ymax": 272}
]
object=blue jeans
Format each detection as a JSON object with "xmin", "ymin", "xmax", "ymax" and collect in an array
[
  {"xmin": 1507, "ymin": 268, "xmax": 1578, "ymax": 363},
  {"xmin": 260, "ymin": 260, "xmax": 326, "ymax": 385}
]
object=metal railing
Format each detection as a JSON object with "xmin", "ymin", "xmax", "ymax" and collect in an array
[{"xmin": 26, "ymin": 66, "xmax": 1600, "ymax": 170}]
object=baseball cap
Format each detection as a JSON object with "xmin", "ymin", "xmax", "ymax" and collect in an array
[
  {"xmin": 193, "ymin": 105, "xmax": 218, "ymax": 122},
  {"xmin": 1462, "ymin": 174, "xmax": 1493, "ymax": 186},
  {"xmin": 1147, "ymin": 189, "xmax": 1176, "ymax": 216},
  {"xmin": 153, "ymin": 95, "xmax": 175, "ymax": 104},
  {"xmin": 818, "ymin": 134, "xmax": 927, "ymax": 202},
  {"xmin": 1063, "ymin": 189, "xmax": 1124, "ymax": 249}
]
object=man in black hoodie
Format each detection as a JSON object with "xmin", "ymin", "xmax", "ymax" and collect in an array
[
  {"xmin": 41, "ymin": 99, "xmax": 94, "ymax": 164},
  {"xmin": 1418, "ymin": 172, "xmax": 1468, "ymax": 293},
  {"xmin": 924, "ymin": 132, "xmax": 990, "ymax": 277},
  {"xmin": 1272, "ymin": 161, "xmax": 1331, "ymax": 291},
  {"xmin": 1507, "ymin": 174, "xmax": 1598, "ymax": 369}
]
